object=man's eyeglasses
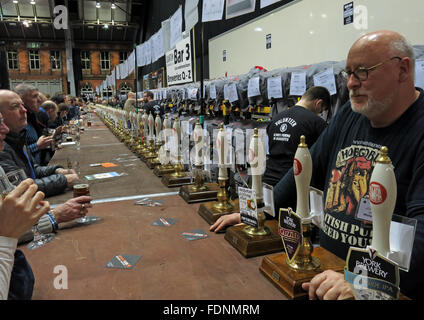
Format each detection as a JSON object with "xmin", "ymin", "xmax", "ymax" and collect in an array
[{"xmin": 341, "ymin": 56, "xmax": 402, "ymax": 82}]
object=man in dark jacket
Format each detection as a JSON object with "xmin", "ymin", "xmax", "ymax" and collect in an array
[
  {"xmin": 0, "ymin": 103, "xmax": 93, "ymax": 300},
  {"xmin": 0, "ymin": 90, "xmax": 79, "ymax": 197},
  {"xmin": 14, "ymin": 84, "xmax": 52, "ymax": 165}
]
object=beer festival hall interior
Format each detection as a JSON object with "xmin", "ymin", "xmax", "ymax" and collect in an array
[{"xmin": 0, "ymin": 0, "xmax": 423, "ymax": 307}]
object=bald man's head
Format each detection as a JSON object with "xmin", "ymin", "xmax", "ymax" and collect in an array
[
  {"xmin": 0, "ymin": 90, "xmax": 27, "ymax": 133},
  {"xmin": 345, "ymin": 30, "xmax": 417, "ymax": 127},
  {"xmin": 349, "ymin": 30, "xmax": 415, "ymax": 71}
]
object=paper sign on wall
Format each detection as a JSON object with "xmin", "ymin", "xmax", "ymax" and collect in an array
[
  {"xmin": 267, "ymin": 77, "xmax": 283, "ymax": 99},
  {"xmin": 313, "ymin": 67, "xmax": 337, "ymax": 95},
  {"xmin": 289, "ymin": 72, "xmax": 306, "ymax": 96}
]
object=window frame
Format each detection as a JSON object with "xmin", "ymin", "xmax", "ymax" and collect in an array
[
  {"xmin": 50, "ymin": 50, "xmax": 61, "ymax": 70},
  {"xmin": 81, "ymin": 50, "xmax": 91, "ymax": 70},
  {"xmin": 119, "ymin": 51, "xmax": 128, "ymax": 64},
  {"xmin": 100, "ymin": 51, "xmax": 110, "ymax": 70},
  {"xmin": 28, "ymin": 49, "xmax": 40, "ymax": 70},
  {"xmin": 7, "ymin": 50, "xmax": 19, "ymax": 70}
]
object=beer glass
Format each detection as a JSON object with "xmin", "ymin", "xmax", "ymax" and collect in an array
[
  {"xmin": 4, "ymin": 169, "xmax": 55, "ymax": 250},
  {"xmin": 73, "ymin": 183, "xmax": 97, "ymax": 224}
]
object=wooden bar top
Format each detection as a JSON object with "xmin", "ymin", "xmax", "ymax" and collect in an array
[{"xmin": 20, "ymin": 195, "xmax": 284, "ymax": 300}]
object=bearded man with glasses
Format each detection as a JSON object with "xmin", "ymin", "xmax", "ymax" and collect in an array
[
  {"xmin": 275, "ymin": 30, "xmax": 423, "ymax": 300},
  {"xmin": 211, "ymin": 30, "xmax": 424, "ymax": 300}
]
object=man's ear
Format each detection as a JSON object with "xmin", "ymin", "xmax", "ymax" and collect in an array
[
  {"xmin": 398, "ymin": 57, "xmax": 412, "ymax": 83},
  {"xmin": 315, "ymin": 99, "xmax": 323, "ymax": 112}
]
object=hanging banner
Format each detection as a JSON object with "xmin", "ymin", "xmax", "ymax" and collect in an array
[
  {"xmin": 170, "ymin": 6, "xmax": 183, "ymax": 49},
  {"xmin": 202, "ymin": 0, "xmax": 225, "ymax": 22},
  {"xmin": 226, "ymin": 0, "xmax": 255, "ymax": 19},
  {"xmin": 185, "ymin": 0, "xmax": 199, "ymax": 32},
  {"xmin": 165, "ymin": 36, "xmax": 193, "ymax": 86},
  {"xmin": 260, "ymin": 0, "xmax": 281, "ymax": 9}
]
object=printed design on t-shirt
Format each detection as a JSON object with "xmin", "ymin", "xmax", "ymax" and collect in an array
[
  {"xmin": 272, "ymin": 117, "xmax": 296, "ymax": 142},
  {"xmin": 322, "ymin": 144, "xmax": 381, "ymax": 248},
  {"xmin": 153, "ymin": 105, "xmax": 161, "ymax": 115},
  {"xmin": 326, "ymin": 156, "xmax": 371, "ymax": 215},
  {"xmin": 325, "ymin": 145, "xmax": 381, "ymax": 215}
]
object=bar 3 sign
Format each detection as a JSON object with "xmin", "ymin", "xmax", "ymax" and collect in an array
[{"xmin": 166, "ymin": 36, "xmax": 193, "ymax": 86}]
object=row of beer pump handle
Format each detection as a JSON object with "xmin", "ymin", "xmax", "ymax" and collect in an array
[{"xmin": 107, "ymin": 107, "xmax": 398, "ymax": 265}]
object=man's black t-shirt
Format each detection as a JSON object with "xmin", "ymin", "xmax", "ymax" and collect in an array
[
  {"xmin": 263, "ymin": 105, "xmax": 327, "ymax": 186},
  {"xmin": 143, "ymin": 100, "xmax": 163, "ymax": 116}
]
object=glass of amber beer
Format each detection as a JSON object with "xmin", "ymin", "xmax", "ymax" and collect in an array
[{"xmin": 73, "ymin": 183, "xmax": 95, "ymax": 224}]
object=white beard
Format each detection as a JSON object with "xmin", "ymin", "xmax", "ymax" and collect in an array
[{"xmin": 350, "ymin": 92, "xmax": 394, "ymax": 119}]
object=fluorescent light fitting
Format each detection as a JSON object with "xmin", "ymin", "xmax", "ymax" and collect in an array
[
  {"xmin": 30, "ymin": 0, "xmax": 36, "ymax": 4},
  {"xmin": 96, "ymin": 2, "xmax": 101, "ymax": 8},
  {"xmin": 13, "ymin": 0, "xmax": 19, "ymax": 3},
  {"xmin": 111, "ymin": 3, "xmax": 116, "ymax": 9}
]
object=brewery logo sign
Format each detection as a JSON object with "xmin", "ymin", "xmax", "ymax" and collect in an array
[
  {"xmin": 279, "ymin": 208, "xmax": 302, "ymax": 262},
  {"xmin": 344, "ymin": 247, "xmax": 400, "ymax": 300}
]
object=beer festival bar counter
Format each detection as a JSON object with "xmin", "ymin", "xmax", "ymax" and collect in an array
[
  {"xmin": 47, "ymin": 114, "xmax": 177, "ymax": 205},
  {"xmin": 19, "ymin": 112, "xmax": 284, "ymax": 300}
]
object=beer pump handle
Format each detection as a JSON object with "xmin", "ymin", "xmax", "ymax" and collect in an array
[
  {"xmin": 293, "ymin": 135, "xmax": 312, "ymax": 220},
  {"xmin": 163, "ymin": 114, "xmax": 171, "ymax": 130},
  {"xmin": 194, "ymin": 120, "xmax": 203, "ymax": 166},
  {"xmin": 369, "ymin": 146, "xmax": 396, "ymax": 257},
  {"xmin": 148, "ymin": 112, "xmax": 154, "ymax": 139},
  {"xmin": 249, "ymin": 128, "xmax": 264, "ymax": 202},
  {"xmin": 155, "ymin": 114, "xmax": 162, "ymax": 138},
  {"xmin": 141, "ymin": 111, "xmax": 148, "ymax": 138},
  {"xmin": 173, "ymin": 117, "xmax": 181, "ymax": 157},
  {"xmin": 217, "ymin": 123, "xmax": 227, "ymax": 181}
]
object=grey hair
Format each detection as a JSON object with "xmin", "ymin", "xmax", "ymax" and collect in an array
[
  {"xmin": 14, "ymin": 83, "xmax": 38, "ymax": 97},
  {"xmin": 390, "ymin": 37, "xmax": 416, "ymax": 76}
]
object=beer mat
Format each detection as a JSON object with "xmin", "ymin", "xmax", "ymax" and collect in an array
[
  {"xmin": 60, "ymin": 141, "xmax": 76, "ymax": 146},
  {"xmin": 152, "ymin": 217, "xmax": 178, "ymax": 227},
  {"xmin": 85, "ymin": 172, "xmax": 120, "ymax": 180},
  {"xmin": 89, "ymin": 163, "xmax": 102, "ymax": 167},
  {"xmin": 114, "ymin": 157, "xmax": 139, "ymax": 162},
  {"xmin": 134, "ymin": 198, "xmax": 164, "ymax": 206},
  {"xmin": 101, "ymin": 162, "xmax": 117, "ymax": 168},
  {"xmin": 105, "ymin": 255, "xmax": 141, "ymax": 270},
  {"xmin": 181, "ymin": 229, "xmax": 209, "ymax": 241}
]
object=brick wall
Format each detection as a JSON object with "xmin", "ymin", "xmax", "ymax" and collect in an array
[
  {"xmin": 8, "ymin": 41, "xmax": 68, "ymax": 94},
  {"xmin": 6, "ymin": 41, "xmax": 134, "ymax": 97}
]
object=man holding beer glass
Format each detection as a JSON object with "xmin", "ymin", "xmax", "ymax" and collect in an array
[{"xmin": 0, "ymin": 90, "xmax": 80, "ymax": 197}]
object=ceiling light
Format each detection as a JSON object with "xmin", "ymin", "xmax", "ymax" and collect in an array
[
  {"xmin": 104, "ymin": 24, "xmax": 109, "ymax": 29},
  {"xmin": 23, "ymin": 20, "xmax": 30, "ymax": 27},
  {"xmin": 96, "ymin": 2, "xmax": 101, "ymax": 8},
  {"xmin": 13, "ymin": 0, "xmax": 19, "ymax": 3},
  {"xmin": 111, "ymin": 3, "xmax": 116, "ymax": 9},
  {"xmin": 30, "ymin": 0, "xmax": 36, "ymax": 4}
]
